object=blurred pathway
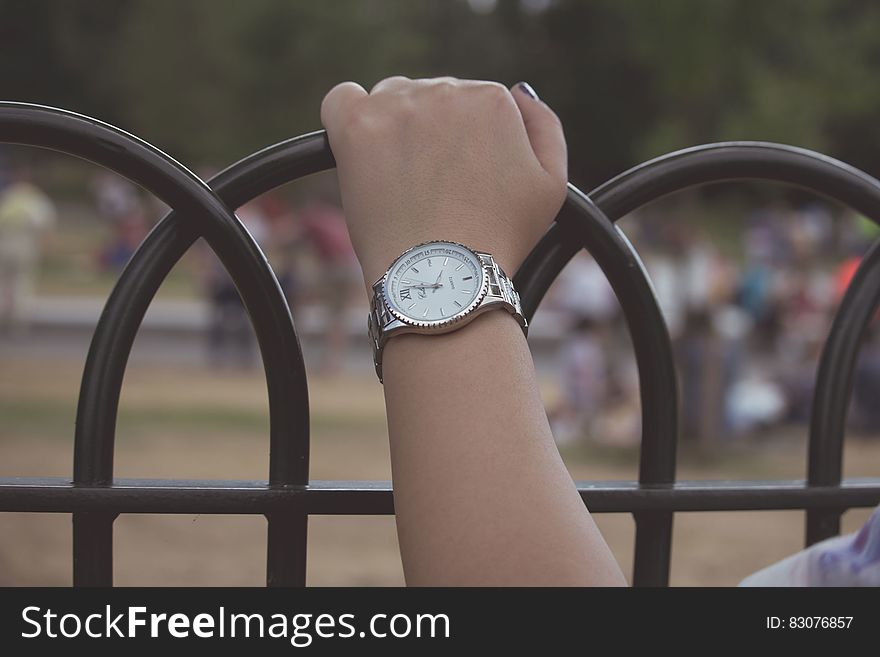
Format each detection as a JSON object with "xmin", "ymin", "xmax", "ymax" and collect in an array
[{"xmin": 1, "ymin": 295, "xmax": 569, "ymax": 374}]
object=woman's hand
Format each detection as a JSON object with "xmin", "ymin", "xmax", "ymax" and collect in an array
[{"xmin": 320, "ymin": 76, "xmax": 567, "ymax": 288}]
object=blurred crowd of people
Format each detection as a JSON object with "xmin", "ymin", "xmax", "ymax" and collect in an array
[
  {"xmin": 196, "ymin": 187, "xmax": 360, "ymax": 373},
  {"xmin": 0, "ymin": 165, "xmax": 56, "ymax": 334},
  {"xmin": 5, "ymin": 160, "xmax": 880, "ymax": 444},
  {"xmin": 0, "ymin": 161, "xmax": 360, "ymax": 373},
  {"xmin": 548, "ymin": 201, "xmax": 880, "ymax": 447}
]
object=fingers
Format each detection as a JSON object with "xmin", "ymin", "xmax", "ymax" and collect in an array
[
  {"xmin": 320, "ymin": 81, "xmax": 368, "ymax": 133},
  {"xmin": 322, "ymin": 77, "xmax": 568, "ymax": 187},
  {"xmin": 369, "ymin": 75, "xmax": 412, "ymax": 94},
  {"xmin": 510, "ymin": 82, "xmax": 567, "ymax": 184}
]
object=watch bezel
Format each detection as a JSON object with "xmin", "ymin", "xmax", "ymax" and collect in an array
[{"xmin": 380, "ymin": 240, "xmax": 489, "ymax": 332}]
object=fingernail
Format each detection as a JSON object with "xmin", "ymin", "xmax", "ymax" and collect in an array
[{"xmin": 517, "ymin": 82, "xmax": 539, "ymax": 100}]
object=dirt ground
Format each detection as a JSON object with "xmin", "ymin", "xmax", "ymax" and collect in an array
[{"xmin": 1, "ymin": 360, "xmax": 877, "ymax": 587}]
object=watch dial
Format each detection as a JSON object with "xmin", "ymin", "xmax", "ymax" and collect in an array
[{"xmin": 385, "ymin": 242, "xmax": 484, "ymax": 323}]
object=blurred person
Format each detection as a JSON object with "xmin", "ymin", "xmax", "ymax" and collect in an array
[
  {"xmin": 740, "ymin": 205, "xmax": 786, "ymax": 354},
  {"xmin": 201, "ymin": 203, "xmax": 270, "ymax": 369},
  {"xmin": 781, "ymin": 336, "xmax": 824, "ymax": 425},
  {"xmin": 92, "ymin": 171, "xmax": 141, "ymax": 222},
  {"xmin": 746, "ymin": 202, "xmax": 793, "ymax": 264},
  {"xmin": 680, "ymin": 227, "xmax": 729, "ymax": 310},
  {"xmin": 798, "ymin": 202, "xmax": 833, "ymax": 257},
  {"xmin": 737, "ymin": 256, "xmax": 780, "ymax": 353},
  {"xmin": 91, "ymin": 172, "xmax": 149, "ymax": 271},
  {"xmin": 678, "ymin": 308, "xmax": 726, "ymax": 445},
  {"xmin": 653, "ymin": 226, "xmax": 741, "ymax": 445},
  {"xmin": 96, "ymin": 205, "xmax": 150, "ymax": 272},
  {"xmin": 712, "ymin": 302, "xmax": 766, "ymax": 435},
  {"xmin": 788, "ymin": 206, "xmax": 821, "ymax": 263},
  {"xmin": 257, "ymin": 192, "xmax": 301, "ymax": 304},
  {"xmin": 296, "ymin": 195, "xmax": 359, "ymax": 375},
  {"xmin": 853, "ymin": 326, "xmax": 880, "ymax": 434},
  {"xmin": 551, "ymin": 250, "xmax": 618, "ymax": 323},
  {"xmin": 833, "ymin": 249, "xmax": 862, "ymax": 304},
  {"xmin": 643, "ymin": 231, "xmax": 687, "ymax": 338},
  {"xmin": 726, "ymin": 365, "xmax": 787, "ymax": 434},
  {"xmin": 551, "ymin": 315, "xmax": 608, "ymax": 445},
  {"xmin": 547, "ymin": 252, "xmax": 618, "ymax": 444},
  {"xmin": 0, "ymin": 165, "xmax": 56, "ymax": 333},
  {"xmin": 774, "ymin": 264, "xmax": 834, "ymax": 423},
  {"xmin": 644, "ymin": 223, "xmax": 732, "ymax": 337}
]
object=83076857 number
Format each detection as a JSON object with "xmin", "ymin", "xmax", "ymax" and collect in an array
[{"xmin": 766, "ymin": 616, "xmax": 853, "ymax": 629}]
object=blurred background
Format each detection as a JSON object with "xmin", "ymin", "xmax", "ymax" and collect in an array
[{"xmin": 2, "ymin": 0, "xmax": 880, "ymax": 586}]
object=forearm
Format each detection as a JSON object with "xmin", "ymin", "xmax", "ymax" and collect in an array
[{"xmin": 383, "ymin": 310, "xmax": 627, "ymax": 586}]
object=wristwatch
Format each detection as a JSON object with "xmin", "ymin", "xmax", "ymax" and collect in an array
[{"xmin": 368, "ymin": 240, "xmax": 528, "ymax": 382}]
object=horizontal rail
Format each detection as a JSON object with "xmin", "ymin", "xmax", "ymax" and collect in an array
[{"xmin": 0, "ymin": 477, "xmax": 878, "ymax": 515}]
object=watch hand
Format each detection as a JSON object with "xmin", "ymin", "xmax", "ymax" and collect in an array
[{"xmin": 432, "ymin": 270, "xmax": 444, "ymax": 294}]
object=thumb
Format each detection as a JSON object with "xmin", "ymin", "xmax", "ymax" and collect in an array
[{"xmin": 510, "ymin": 82, "xmax": 567, "ymax": 184}]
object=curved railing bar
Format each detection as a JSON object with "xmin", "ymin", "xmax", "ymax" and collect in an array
[
  {"xmin": 0, "ymin": 102, "xmax": 308, "ymax": 585},
  {"xmin": 78, "ymin": 131, "xmax": 331, "ymax": 490},
  {"xmin": 517, "ymin": 185, "xmax": 678, "ymax": 586}
]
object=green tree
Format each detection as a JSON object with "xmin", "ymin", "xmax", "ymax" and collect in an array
[{"xmin": 4, "ymin": 0, "xmax": 880, "ymax": 182}]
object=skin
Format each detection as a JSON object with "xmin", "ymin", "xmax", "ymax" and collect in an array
[{"xmin": 321, "ymin": 76, "xmax": 626, "ymax": 586}]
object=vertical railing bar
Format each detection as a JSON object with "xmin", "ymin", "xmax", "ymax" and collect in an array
[
  {"xmin": 632, "ymin": 512, "xmax": 673, "ymax": 587},
  {"xmin": 266, "ymin": 509, "xmax": 309, "ymax": 587},
  {"xmin": 72, "ymin": 512, "xmax": 117, "ymax": 586},
  {"xmin": 518, "ymin": 186, "xmax": 680, "ymax": 587}
]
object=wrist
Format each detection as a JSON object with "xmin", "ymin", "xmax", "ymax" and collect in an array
[
  {"xmin": 367, "ymin": 240, "xmax": 528, "ymax": 382},
  {"xmin": 382, "ymin": 308, "xmax": 528, "ymax": 381},
  {"xmin": 360, "ymin": 236, "xmax": 519, "ymax": 289}
]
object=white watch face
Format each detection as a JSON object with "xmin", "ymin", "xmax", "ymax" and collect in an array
[{"xmin": 384, "ymin": 241, "xmax": 486, "ymax": 326}]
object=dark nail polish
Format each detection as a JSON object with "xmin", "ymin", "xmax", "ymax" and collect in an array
[{"xmin": 518, "ymin": 82, "xmax": 539, "ymax": 100}]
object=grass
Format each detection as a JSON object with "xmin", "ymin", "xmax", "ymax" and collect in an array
[{"xmin": 1, "ymin": 359, "xmax": 877, "ymax": 586}]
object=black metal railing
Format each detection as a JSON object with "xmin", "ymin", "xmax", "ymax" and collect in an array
[{"xmin": 1, "ymin": 102, "xmax": 878, "ymax": 587}]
